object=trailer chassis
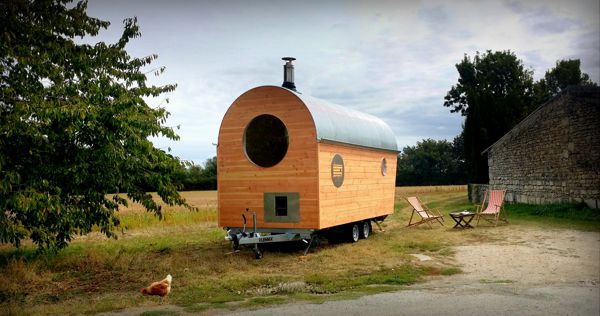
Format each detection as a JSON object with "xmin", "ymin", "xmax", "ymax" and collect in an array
[
  {"xmin": 225, "ymin": 209, "xmax": 387, "ymax": 259},
  {"xmin": 225, "ymin": 209, "xmax": 316, "ymax": 259}
]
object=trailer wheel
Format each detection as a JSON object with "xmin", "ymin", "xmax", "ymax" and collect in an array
[
  {"xmin": 349, "ymin": 223, "xmax": 360, "ymax": 243},
  {"xmin": 360, "ymin": 221, "xmax": 371, "ymax": 239}
]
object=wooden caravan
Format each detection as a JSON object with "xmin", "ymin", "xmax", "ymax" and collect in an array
[
  {"xmin": 218, "ymin": 88, "xmax": 397, "ymax": 228},
  {"xmin": 218, "ymin": 59, "xmax": 397, "ymax": 255}
]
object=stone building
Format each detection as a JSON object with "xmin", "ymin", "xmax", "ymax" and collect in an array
[{"xmin": 483, "ymin": 86, "xmax": 600, "ymax": 209}]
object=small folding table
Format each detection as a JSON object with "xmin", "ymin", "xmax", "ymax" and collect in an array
[{"xmin": 449, "ymin": 211, "xmax": 475, "ymax": 229}]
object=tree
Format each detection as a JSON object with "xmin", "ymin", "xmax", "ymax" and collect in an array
[
  {"xmin": 395, "ymin": 138, "xmax": 466, "ymax": 186},
  {"xmin": 534, "ymin": 59, "xmax": 597, "ymax": 105},
  {"xmin": 201, "ymin": 156, "xmax": 217, "ymax": 179},
  {"xmin": 444, "ymin": 50, "xmax": 534, "ymax": 183},
  {"xmin": 0, "ymin": 0, "xmax": 190, "ymax": 250},
  {"xmin": 449, "ymin": 131, "xmax": 467, "ymax": 183},
  {"xmin": 177, "ymin": 157, "xmax": 217, "ymax": 191}
]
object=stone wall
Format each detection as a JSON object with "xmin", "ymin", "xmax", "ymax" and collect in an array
[
  {"xmin": 486, "ymin": 87, "xmax": 600, "ymax": 209},
  {"xmin": 467, "ymin": 183, "xmax": 488, "ymax": 204}
]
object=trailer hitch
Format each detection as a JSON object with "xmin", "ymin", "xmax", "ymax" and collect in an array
[
  {"xmin": 225, "ymin": 208, "xmax": 314, "ymax": 259},
  {"xmin": 226, "ymin": 208, "xmax": 262, "ymax": 258}
]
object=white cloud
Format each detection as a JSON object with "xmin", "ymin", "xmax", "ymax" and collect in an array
[{"xmin": 85, "ymin": 0, "xmax": 599, "ymax": 162}]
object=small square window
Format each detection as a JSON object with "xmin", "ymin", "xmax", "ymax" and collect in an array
[{"xmin": 275, "ymin": 196, "xmax": 288, "ymax": 216}]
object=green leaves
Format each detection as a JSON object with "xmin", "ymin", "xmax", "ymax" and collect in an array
[
  {"xmin": 396, "ymin": 137, "xmax": 466, "ymax": 186},
  {"xmin": 444, "ymin": 50, "xmax": 535, "ymax": 118},
  {"xmin": 1, "ymin": 0, "xmax": 190, "ymax": 251},
  {"xmin": 443, "ymin": 50, "xmax": 535, "ymax": 183},
  {"xmin": 533, "ymin": 59, "xmax": 597, "ymax": 105}
]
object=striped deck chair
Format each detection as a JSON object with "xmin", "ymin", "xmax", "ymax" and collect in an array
[
  {"xmin": 406, "ymin": 197, "xmax": 444, "ymax": 228},
  {"xmin": 476, "ymin": 190, "xmax": 508, "ymax": 226}
]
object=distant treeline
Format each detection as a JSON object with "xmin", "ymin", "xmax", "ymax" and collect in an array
[
  {"xmin": 395, "ymin": 136, "xmax": 467, "ymax": 186},
  {"xmin": 173, "ymin": 157, "xmax": 217, "ymax": 191}
]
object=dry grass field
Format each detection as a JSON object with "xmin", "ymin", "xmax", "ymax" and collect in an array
[
  {"xmin": 1, "ymin": 185, "xmax": 595, "ymax": 315},
  {"xmin": 113, "ymin": 191, "xmax": 218, "ymax": 230}
]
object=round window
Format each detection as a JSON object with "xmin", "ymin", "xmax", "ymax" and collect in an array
[
  {"xmin": 331, "ymin": 154, "xmax": 344, "ymax": 188},
  {"xmin": 244, "ymin": 114, "xmax": 289, "ymax": 168}
]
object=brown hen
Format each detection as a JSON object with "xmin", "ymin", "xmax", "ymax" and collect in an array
[{"xmin": 141, "ymin": 274, "xmax": 172, "ymax": 297}]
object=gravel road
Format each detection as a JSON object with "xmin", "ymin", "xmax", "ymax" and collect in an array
[{"xmin": 226, "ymin": 284, "xmax": 598, "ymax": 316}]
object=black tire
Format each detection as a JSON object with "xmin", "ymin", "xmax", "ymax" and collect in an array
[
  {"xmin": 360, "ymin": 221, "xmax": 371, "ymax": 239},
  {"xmin": 309, "ymin": 235, "xmax": 320, "ymax": 247},
  {"xmin": 348, "ymin": 223, "xmax": 360, "ymax": 243}
]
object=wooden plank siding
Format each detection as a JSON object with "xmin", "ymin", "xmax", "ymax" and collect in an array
[
  {"xmin": 317, "ymin": 143, "xmax": 397, "ymax": 229},
  {"xmin": 217, "ymin": 86, "xmax": 320, "ymax": 229},
  {"xmin": 218, "ymin": 85, "xmax": 397, "ymax": 231}
]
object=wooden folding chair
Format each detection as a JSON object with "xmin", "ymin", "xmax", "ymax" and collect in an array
[
  {"xmin": 476, "ymin": 190, "xmax": 508, "ymax": 226},
  {"xmin": 406, "ymin": 196, "xmax": 444, "ymax": 228}
]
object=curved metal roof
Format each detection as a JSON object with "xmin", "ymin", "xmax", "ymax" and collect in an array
[{"xmin": 272, "ymin": 86, "xmax": 398, "ymax": 152}]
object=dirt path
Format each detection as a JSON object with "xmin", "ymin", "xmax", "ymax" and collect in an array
[
  {"xmin": 225, "ymin": 226, "xmax": 600, "ymax": 316},
  {"xmin": 444, "ymin": 225, "xmax": 599, "ymax": 286},
  {"xmin": 99, "ymin": 226, "xmax": 600, "ymax": 316}
]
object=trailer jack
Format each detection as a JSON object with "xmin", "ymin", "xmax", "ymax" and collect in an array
[{"xmin": 303, "ymin": 235, "xmax": 318, "ymax": 256}]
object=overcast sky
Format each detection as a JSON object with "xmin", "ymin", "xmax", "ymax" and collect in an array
[{"xmin": 85, "ymin": 0, "xmax": 599, "ymax": 165}]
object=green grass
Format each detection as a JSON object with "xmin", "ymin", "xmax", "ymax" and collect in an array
[
  {"xmin": 505, "ymin": 202, "xmax": 600, "ymax": 231},
  {"xmin": 440, "ymin": 267, "xmax": 462, "ymax": 275},
  {"xmin": 247, "ymin": 296, "xmax": 287, "ymax": 306},
  {"xmin": 479, "ymin": 279, "xmax": 514, "ymax": 284},
  {"xmin": 304, "ymin": 265, "xmax": 427, "ymax": 294},
  {"xmin": 183, "ymin": 303, "xmax": 213, "ymax": 313},
  {"xmin": 1, "ymin": 187, "xmax": 597, "ymax": 315},
  {"xmin": 390, "ymin": 241, "xmax": 446, "ymax": 253},
  {"xmin": 139, "ymin": 311, "xmax": 179, "ymax": 316}
]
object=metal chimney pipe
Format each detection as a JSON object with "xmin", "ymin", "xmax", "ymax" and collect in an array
[{"xmin": 282, "ymin": 57, "xmax": 296, "ymax": 91}]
